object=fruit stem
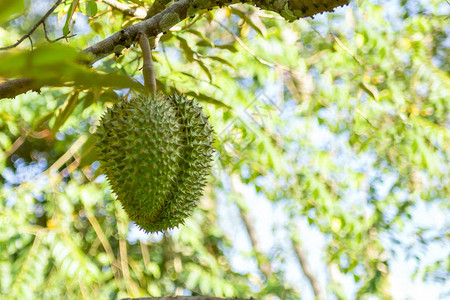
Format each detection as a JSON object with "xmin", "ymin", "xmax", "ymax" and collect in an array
[{"xmin": 138, "ymin": 31, "xmax": 156, "ymax": 98}]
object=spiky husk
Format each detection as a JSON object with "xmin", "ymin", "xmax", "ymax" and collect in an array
[{"xmin": 95, "ymin": 93, "xmax": 214, "ymax": 233}]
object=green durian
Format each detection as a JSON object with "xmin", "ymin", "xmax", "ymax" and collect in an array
[{"xmin": 95, "ymin": 92, "xmax": 214, "ymax": 233}]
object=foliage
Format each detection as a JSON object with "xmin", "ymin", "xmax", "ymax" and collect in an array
[{"xmin": 0, "ymin": 0, "xmax": 448, "ymax": 299}]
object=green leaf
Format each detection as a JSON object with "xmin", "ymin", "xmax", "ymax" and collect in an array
[
  {"xmin": 177, "ymin": 72, "xmax": 221, "ymax": 89},
  {"xmin": 85, "ymin": 1, "xmax": 97, "ymax": 17},
  {"xmin": 82, "ymin": 88, "xmax": 101, "ymax": 109},
  {"xmin": 215, "ymin": 43, "xmax": 238, "ymax": 52},
  {"xmin": 0, "ymin": 44, "xmax": 143, "ymax": 92},
  {"xmin": 195, "ymin": 59, "xmax": 212, "ymax": 82},
  {"xmin": 90, "ymin": 21, "xmax": 103, "ymax": 33},
  {"xmin": 230, "ymin": 7, "xmax": 266, "ymax": 37},
  {"xmin": 206, "ymin": 56, "xmax": 236, "ymax": 70},
  {"xmin": 77, "ymin": 134, "xmax": 98, "ymax": 169},
  {"xmin": 25, "ymin": 111, "xmax": 55, "ymax": 138},
  {"xmin": 196, "ymin": 40, "xmax": 212, "ymax": 48},
  {"xmin": 52, "ymin": 91, "xmax": 80, "ymax": 133},
  {"xmin": 359, "ymin": 81, "xmax": 379, "ymax": 101},
  {"xmin": 99, "ymin": 88, "xmax": 120, "ymax": 103},
  {"xmin": 0, "ymin": 44, "xmax": 82, "ymax": 76},
  {"xmin": 204, "ymin": 10, "xmax": 214, "ymax": 23},
  {"xmin": 63, "ymin": 3, "xmax": 73, "ymax": 37},
  {"xmin": 0, "ymin": 0, "xmax": 24, "ymax": 24},
  {"xmin": 195, "ymin": 41, "xmax": 239, "ymax": 53},
  {"xmin": 159, "ymin": 31, "xmax": 174, "ymax": 42},
  {"xmin": 63, "ymin": 0, "xmax": 79, "ymax": 37},
  {"xmin": 74, "ymin": 71, "xmax": 144, "ymax": 91},
  {"xmin": 185, "ymin": 91, "xmax": 231, "ymax": 109},
  {"xmin": 177, "ymin": 36, "xmax": 194, "ymax": 62},
  {"xmin": 186, "ymin": 29, "xmax": 212, "ymax": 47}
]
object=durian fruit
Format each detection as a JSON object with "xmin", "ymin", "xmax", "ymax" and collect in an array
[{"xmin": 95, "ymin": 92, "xmax": 214, "ymax": 233}]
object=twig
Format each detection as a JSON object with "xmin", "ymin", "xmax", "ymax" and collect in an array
[
  {"xmin": 292, "ymin": 233, "xmax": 326, "ymax": 300},
  {"xmin": 230, "ymin": 173, "xmax": 273, "ymax": 280},
  {"xmin": 100, "ymin": 0, "xmax": 146, "ymax": 18},
  {"xmin": 309, "ymin": 23, "xmax": 363, "ymax": 65},
  {"xmin": 140, "ymin": 241, "xmax": 150, "ymax": 266},
  {"xmin": 28, "ymin": 36, "xmax": 33, "ymax": 50},
  {"xmin": 215, "ymin": 21, "xmax": 293, "ymax": 72},
  {"xmin": 0, "ymin": 0, "xmax": 63, "ymax": 50},
  {"xmin": 4, "ymin": 136, "xmax": 25, "ymax": 158},
  {"xmin": 180, "ymin": 13, "xmax": 204, "ymax": 30},
  {"xmin": 9, "ymin": 232, "xmax": 44, "ymax": 295},
  {"xmin": 138, "ymin": 32, "xmax": 156, "ymax": 97},
  {"xmin": 45, "ymin": 134, "xmax": 88, "ymax": 175},
  {"xmin": 85, "ymin": 212, "xmax": 123, "ymax": 285},
  {"xmin": 330, "ymin": 33, "xmax": 363, "ymax": 65},
  {"xmin": 90, "ymin": 6, "xmax": 112, "ymax": 18},
  {"xmin": 43, "ymin": 21, "xmax": 77, "ymax": 42},
  {"xmin": 117, "ymin": 210, "xmax": 140, "ymax": 296},
  {"xmin": 355, "ymin": 108, "xmax": 376, "ymax": 127}
]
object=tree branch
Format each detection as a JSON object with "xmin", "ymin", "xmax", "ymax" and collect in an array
[
  {"xmin": 292, "ymin": 237, "xmax": 326, "ymax": 300},
  {"xmin": 83, "ymin": 0, "xmax": 196, "ymax": 64},
  {"xmin": 230, "ymin": 174, "xmax": 273, "ymax": 280},
  {"xmin": 0, "ymin": 78, "xmax": 37, "ymax": 99},
  {"xmin": 0, "ymin": 0, "xmax": 349, "ymax": 100},
  {"xmin": 43, "ymin": 21, "xmax": 77, "ymax": 42},
  {"xmin": 146, "ymin": 0, "xmax": 172, "ymax": 19},
  {"xmin": 0, "ymin": 0, "xmax": 63, "ymax": 50},
  {"xmin": 138, "ymin": 32, "xmax": 157, "ymax": 96},
  {"xmin": 239, "ymin": 204, "xmax": 274, "ymax": 279}
]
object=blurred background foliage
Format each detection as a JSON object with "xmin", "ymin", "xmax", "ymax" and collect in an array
[{"xmin": 0, "ymin": 0, "xmax": 449, "ymax": 299}]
